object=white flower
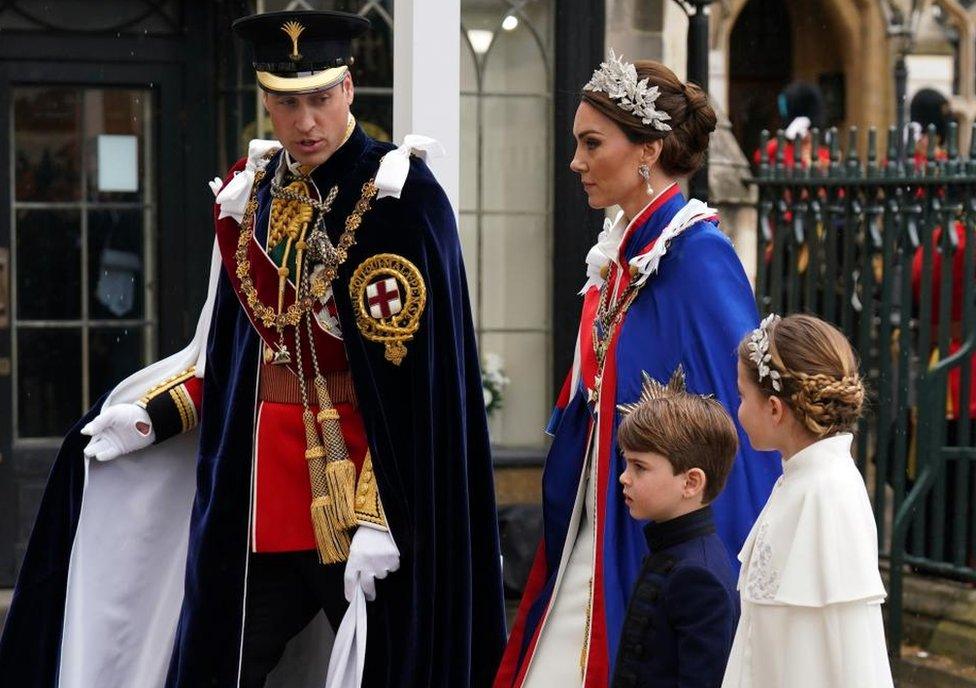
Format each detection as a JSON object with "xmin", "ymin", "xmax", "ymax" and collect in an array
[{"xmin": 481, "ymin": 352, "xmax": 510, "ymax": 416}]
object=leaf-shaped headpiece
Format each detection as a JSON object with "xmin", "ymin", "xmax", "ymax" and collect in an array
[
  {"xmin": 747, "ymin": 313, "xmax": 783, "ymax": 392},
  {"xmin": 617, "ymin": 365, "xmax": 688, "ymax": 416},
  {"xmin": 583, "ymin": 49, "xmax": 672, "ymax": 132}
]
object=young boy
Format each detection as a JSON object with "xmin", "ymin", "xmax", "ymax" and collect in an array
[{"xmin": 613, "ymin": 374, "xmax": 740, "ymax": 688}]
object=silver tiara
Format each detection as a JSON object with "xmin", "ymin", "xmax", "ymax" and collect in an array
[
  {"xmin": 583, "ymin": 50, "xmax": 672, "ymax": 132},
  {"xmin": 748, "ymin": 314, "xmax": 782, "ymax": 391}
]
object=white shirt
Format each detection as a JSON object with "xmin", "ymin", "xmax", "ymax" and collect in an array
[{"xmin": 722, "ymin": 434, "xmax": 894, "ymax": 688}]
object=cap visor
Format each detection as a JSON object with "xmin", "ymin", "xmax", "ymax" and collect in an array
[{"xmin": 257, "ymin": 66, "xmax": 348, "ymax": 94}]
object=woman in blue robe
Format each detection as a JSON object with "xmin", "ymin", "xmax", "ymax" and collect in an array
[{"xmin": 495, "ymin": 55, "xmax": 780, "ymax": 688}]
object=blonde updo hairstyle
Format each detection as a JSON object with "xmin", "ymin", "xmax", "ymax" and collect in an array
[
  {"xmin": 581, "ymin": 60, "xmax": 717, "ymax": 176},
  {"xmin": 737, "ymin": 314, "xmax": 866, "ymax": 438}
]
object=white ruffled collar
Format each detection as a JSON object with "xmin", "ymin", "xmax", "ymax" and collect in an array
[{"xmin": 579, "ymin": 184, "xmax": 718, "ymax": 294}]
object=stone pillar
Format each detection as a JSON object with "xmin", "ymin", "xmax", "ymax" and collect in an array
[
  {"xmin": 393, "ymin": 0, "xmax": 460, "ymax": 212},
  {"xmin": 708, "ymin": 104, "xmax": 758, "ymax": 286}
]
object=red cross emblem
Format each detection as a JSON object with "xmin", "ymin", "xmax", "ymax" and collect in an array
[{"xmin": 366, "ymin": 277, "xmax": 403, "ymax": 319}]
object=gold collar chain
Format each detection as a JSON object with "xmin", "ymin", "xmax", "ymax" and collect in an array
[{"xmin": 234, "ymin": 161, "xmax": 379, "ymax": 333}]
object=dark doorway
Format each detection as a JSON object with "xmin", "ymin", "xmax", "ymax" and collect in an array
[
  {"xmin": 0, "ymin": 3, "xmax": 217, "ymax": 586},
  {"xmin": 728, "ymin": 0, "xmax": 793, "ymax": 163}
]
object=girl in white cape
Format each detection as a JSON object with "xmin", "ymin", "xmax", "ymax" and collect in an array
[{"xmin": 722, "ymin": 313, "xmax": 894, "ymax": 688}]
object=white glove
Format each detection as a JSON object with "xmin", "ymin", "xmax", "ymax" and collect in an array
[
  {"xmin": 81, "ymin": 403, "xmax": 155, "ymax": 461},
  {"xmin": 343, "ymin": 526, "xmax": 400, "ymax": 602}
]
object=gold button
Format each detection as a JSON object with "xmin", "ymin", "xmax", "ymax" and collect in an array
[{"xmin": 357, "ymin": 497, "xmax": 366, "ymax": 507}]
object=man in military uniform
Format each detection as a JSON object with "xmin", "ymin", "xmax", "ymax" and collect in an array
[{"xmin": 0, "ymin": 10, "xmax": 506, "ymax": 688}]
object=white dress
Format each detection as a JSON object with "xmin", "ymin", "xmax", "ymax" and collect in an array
[
  {"xmin": 721, "ymin": 434, "xmax": 894, "ymax": 688},
  {"xmin": 522, "ymin": 437, "xmax": 597, "ymax": 687}
]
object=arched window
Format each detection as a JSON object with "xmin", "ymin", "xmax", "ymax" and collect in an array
[{"xmin": 461, "ymin": 0, "xmax": 553, "ymax": 448}]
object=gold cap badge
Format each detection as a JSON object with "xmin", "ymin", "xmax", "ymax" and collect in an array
[{"xmin": 281, "ymin": 20, "xmax": 306, "ymax": 62}]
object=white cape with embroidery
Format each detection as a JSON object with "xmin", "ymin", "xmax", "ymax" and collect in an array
[{"xmin": 721, "ymin": 433, "xmax": 893, "ymax": 688}]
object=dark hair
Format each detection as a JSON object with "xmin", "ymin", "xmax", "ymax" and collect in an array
[
  {"xmin": 910, "ymin": 88, "xmax": 950, "ymax": 143},
  {"xmin": 779, "ymin": 82, "xmax": 825, "ymax": 129},
  {"xmin": 581, "ymin": 60, "xmax": 717, "ymax": 177},
  {"xmin": 617, "ymin": 393, "xmax": 738, "ymax": 504},
  {"xmin": 737, "ymin": 314, "xmax": 865, "ymax": 438}
]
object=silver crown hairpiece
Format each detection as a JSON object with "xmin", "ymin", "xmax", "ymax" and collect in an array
[
  {"xmin": 618, "ymin": 365, "xmax": 711, "ymax": 415},
  {"xmin": 748, "ymin": 314, "xmax": 782, "ymax": 391},
  {"xmin": 584, "ymin": 49, "xmax": 672, "ymax": 132}
]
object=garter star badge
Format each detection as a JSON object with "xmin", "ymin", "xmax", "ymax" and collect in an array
[{"xmin": 350, "ymin": 253, "xmax": 426, "ymax": 365}]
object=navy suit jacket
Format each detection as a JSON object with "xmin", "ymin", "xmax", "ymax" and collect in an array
[{"xmin": 611, "ymin": 505, "xmax": 740, "ymax": 688}]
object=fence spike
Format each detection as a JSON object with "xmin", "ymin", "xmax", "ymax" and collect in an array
[
  {"xmin": 846, "ymin": 126, "xmax": 860, "ymax": 177},
  {"xmin": 829, "ymin": 127, "xmax": 841, "ymax": 175},
  {"xmin": 810, "ymin": 127, "xmax": 822, "ymax": 178},
  {"xmin": 886, "ymin": 125, "xmax": 899, "ymax": 177},
  {"xmin": 867, "ymin": 127, "xmax": 878, "ymax": 178},
  {"xmin": 926, "ymin": 123, "xmax": 938, "ymax": 177},
  {"xmin": 758, "ymin": 129, "xmax": 770, "ymax": 179},
  {"xmin": 775, "ymin": 129, "xmax": 786, "ymax": 179}
]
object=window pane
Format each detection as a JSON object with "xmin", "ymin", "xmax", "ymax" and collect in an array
[
  {"xmin": 481, "ymin": 331, "xmax": 548, "ymax": 448},
  {"xmin": 481, "ymin": 96, "xmax": 548, "ymax": 212},
  {"xmin": 352, "ymin": 8, "xmax": 393, "ymax": 88},
  {"xmin": 89, "ymin": 327, "xmax": 143, "ymax": 399},
  {"xmin": 355, "ymin": 94, "xmax": 393, "ymax": 143},
  {"xmin": 481, "ymin": 214, "xmax": 548, "ymax": 330},
  {"xmin": 86, "ymin": 89, "xmax": 149, "ymax": 202},
  {"xmin": 458, "ymin": 212, "xmax": 480, "ymax": 327},
  {"xmin": 18, "ymin": 328, "xmax": 82, "ymax": 438},
  {"xmin": 460, "ymin": 30, "xmax": 479, "ymax": 93},
  {"xmin": 14, "ymin": 87, "xmax": 81, "ymax": 203},
  {"xmin": 16, "ymin": 209, "xmax": 82, "ymax": 320},
  {"xmin": 0, "ymin": 1, "xmax": 179, "ymax": 34},
  {"xmin": 483, "ymin": 16, "xmax": 548, "ymax": 94},
  {"xmin": 88, "ymin": 209, "xmax": 145, "ymax": 320},
  {"xmin": 460, "ymin": 94, "xmax": 478, "ymax": 212}
]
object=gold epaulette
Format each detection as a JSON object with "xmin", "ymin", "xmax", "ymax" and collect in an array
[
  {"xmin": 137, "ymin": 367, "xmax": 197, "ymax": 408},
  {"xmin": 354, "ymin": 451, "xmax": 388, "ymax": 530}
]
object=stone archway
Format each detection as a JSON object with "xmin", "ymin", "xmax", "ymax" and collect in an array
[{"xmin": 715, "ymin": 0, "xmax": 891, "ymax": 155}]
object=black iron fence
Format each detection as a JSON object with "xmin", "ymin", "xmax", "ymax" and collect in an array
[{"xmin": 752, "ymin": 123, "xmax": 976, "ymax": 650}]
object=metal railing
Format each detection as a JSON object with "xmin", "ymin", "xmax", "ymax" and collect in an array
[{"xmin": 752, "ymin": 122, "xmax": 976, "ymax": 651}]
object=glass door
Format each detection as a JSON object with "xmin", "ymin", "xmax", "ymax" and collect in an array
[
  {"xmin": 0, "ymin": 83, "xmax": 158, "ymax": 584},
  {"xmin": 12, "ymin": 87, "xmax": 156, "ymax": 442}
]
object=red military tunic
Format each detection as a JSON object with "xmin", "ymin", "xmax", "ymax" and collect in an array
[{"xmin": 142, "ymin": 151, "xmax": 376, "ymax": 554}]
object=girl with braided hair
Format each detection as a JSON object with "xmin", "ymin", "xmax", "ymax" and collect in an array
[{"xmin": 723, "ymin": 314, "xmax": 893, "ymax": 688}]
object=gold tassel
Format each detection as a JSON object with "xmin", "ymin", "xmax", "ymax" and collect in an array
[
  {"xmin": 325, "ymin": 458, "xmax": 358, "ymax": 529},
  {"xmin": 313, "ymin": 376, "xmax": 359, "ymax": 530},
  {"xmin": 303, "ymin": 409, "xmax": 350, "ymax": 563},
  {"xmin": 311, "ymin": 496, "xmax": 351, "ymax": 564}
]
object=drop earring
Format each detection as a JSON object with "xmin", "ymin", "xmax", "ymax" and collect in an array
[{"xmin": 638, "ymin": 163, "xmax": 653, "ymax": 196}]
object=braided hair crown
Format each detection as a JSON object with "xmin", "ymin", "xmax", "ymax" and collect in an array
[{"xmin": 739, "ymin": 314, "xmax": 865, "ymax": 437}]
